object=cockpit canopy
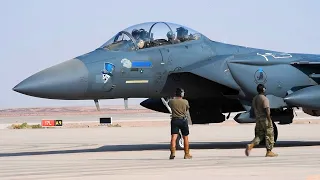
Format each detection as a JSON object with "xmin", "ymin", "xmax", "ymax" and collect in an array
[{"xmin": 100, "ymin": 22, "xmax": 203, "ymax": 51}]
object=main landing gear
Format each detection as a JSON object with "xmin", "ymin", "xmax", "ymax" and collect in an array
[{"xmin": 176, "ymin": 132, "xmax": 184, "ymax": 150}]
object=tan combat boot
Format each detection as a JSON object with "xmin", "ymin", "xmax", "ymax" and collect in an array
[
  {"xmin": 245, "ymin": 143, "xmax": 254, "ymax": 156},
  {"xmin": 169, "ymin": 147, "xmax": 176, "ymax": 159},
  {"xmin": 184, "ymin": 145, "xmax": 192, "ymax": 159},
  {"xmin": 266, "ymin": 150, "xmax": 278, "ymax": 157}
]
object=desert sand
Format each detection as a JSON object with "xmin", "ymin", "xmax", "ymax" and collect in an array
[{"xmin": 1, "ymin": 122, "xmax": 320, "ymax": 180}]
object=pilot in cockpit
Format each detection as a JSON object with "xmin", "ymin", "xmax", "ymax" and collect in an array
[
  {"xmin": 138, "ymin": 29, "xmax": 149, "ymax": 41},
  {"xmin": 176, "ymin": 27, "xmax": 189, "ymax": 42},
  {"xmin": 132, "ymin": 29, "xmax": 145, "ymax": 49},
  {"xmin": 167, "ymin": 31, "xmax": 180, "ymax": 44},
  {"xmin": 132, "ymin": 29, "xmax": 139, "ymax": 39}
]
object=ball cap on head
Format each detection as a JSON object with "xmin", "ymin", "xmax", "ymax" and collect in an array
[
  {"xmin": 256, "ymin": 84, "xmax": 266, "ymax": 93},
  {"xmin": 175, "ymin": 87, "xmax": 185, "ymax": 97}
]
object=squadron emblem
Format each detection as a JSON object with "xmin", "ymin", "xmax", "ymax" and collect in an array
[
  {"xmin": 254, "ymin": 68, "xmax": 267, "ymax": 84},
  {"xmin": 102, "ymin": 63, "xmax": 115, "ymax": 83}
]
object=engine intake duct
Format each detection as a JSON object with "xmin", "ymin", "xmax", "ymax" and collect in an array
[
  {"xmin": 284, "ymin": 85, "xmax": 320, "ymax": 109},
  {"xmin": 140, "ymin": 98, "xmax": 170, "ymax": 113},
  {"xmin": 140, "ymin": 98, "xmax": 228, "ymax": 124}
]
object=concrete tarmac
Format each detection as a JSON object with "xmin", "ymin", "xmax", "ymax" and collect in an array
[
  {"xmin": 1, "ymin": 123, "xmax": 320, "ymax": 180},
  {"xmin": 1, "ymin": 109, "xmax": 320, "ymax": 129}
]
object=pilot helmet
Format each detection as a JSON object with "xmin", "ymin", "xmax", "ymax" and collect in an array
[
  {"xmin": 132, "ymin": 29, "xmax": 140, "ymax": 39},
  {"xmin": 166, "ymin": 31, "xmax": 175, "ymax": 39},
  {"xmin": 139, "ymin": 29, "xmax": 148, "ymax": 39},
  {"xmin": 176, "ymin": 27, "xmax": 188, "ymax": 37}
]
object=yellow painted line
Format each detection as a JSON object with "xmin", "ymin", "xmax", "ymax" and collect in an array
[{"xmin": 125, "ymin": 80, "xmax": 149, "ymax": 84}]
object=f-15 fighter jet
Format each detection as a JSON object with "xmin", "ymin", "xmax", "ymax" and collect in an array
[{"xmin": 13, "ymin": 21, "xmax": 320, "ymax": 149}]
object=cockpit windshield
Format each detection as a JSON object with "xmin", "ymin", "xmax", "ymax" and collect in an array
[{"xmin": 100, "ymin": 22, "xmax": 203, "ymax": 51}]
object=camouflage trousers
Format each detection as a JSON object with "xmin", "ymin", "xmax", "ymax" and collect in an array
[{"xmin": 251, "ymin": 118, "xmax": 274, "ymax": 150}]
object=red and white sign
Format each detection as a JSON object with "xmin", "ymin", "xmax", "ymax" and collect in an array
[{"xmin": 41, "ymin": 120, "xmax": 55, "ymax": 127}]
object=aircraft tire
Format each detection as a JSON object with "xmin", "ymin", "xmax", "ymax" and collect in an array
[
  {"xmin": 259, "ymin": 121, "xmax": 278, "ymax": 145},
  {"xmin": 176, "ymin": 132, "xmax": 184, "ymax": 150}
]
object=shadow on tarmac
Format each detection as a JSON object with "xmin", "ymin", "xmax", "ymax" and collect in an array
[{"xmin": 1, "ymin": 141, "xmax": 320, "ymax": 157}]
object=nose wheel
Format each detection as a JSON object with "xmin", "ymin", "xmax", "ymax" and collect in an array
[{"xmin": 176, "ymin": 132, "xmax": 184, "ymax": 150}]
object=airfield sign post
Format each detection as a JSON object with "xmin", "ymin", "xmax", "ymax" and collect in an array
[
  {"xmin": 41, "ymin": 120, "xmax": 63, "ymax": 128},
  {"xmin": 99, "ymin": 117, "xmax": 112, "ymax": 126}
]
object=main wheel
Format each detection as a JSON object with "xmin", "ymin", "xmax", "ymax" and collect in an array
[
  {"xmin": 259, "ymin": 121, "xmax": 278, "ymax": 145},
  {"xmin": 176, "ymin": 132, "xmax": 184, "ymax": 150}
]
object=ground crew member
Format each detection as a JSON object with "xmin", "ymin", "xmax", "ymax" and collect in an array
[
  {"xmin": 245, "ymin": 84, "xmax": 278, "ymax": 157},
  {"xmin": 168, "ymin": 88, "xmax": 192, "ymax": 159}
]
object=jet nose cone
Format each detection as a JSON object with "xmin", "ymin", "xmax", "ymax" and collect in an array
[{"xmin": 13, "ymin": 58, "xmax": 89, "ymax": 99}]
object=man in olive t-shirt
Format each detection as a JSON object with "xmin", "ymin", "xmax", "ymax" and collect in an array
[
  {"xmin": 168, "ymin": 88, "xmax": 192, "ymax": 160},
  {"xmin": 245, "ymin": 84, "xmax": 278, "ymax": 157}
]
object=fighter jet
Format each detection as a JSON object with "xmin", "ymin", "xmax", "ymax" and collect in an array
[{"xmin": 13, "ymin": 21, "xmax": 320, "ymax": 149}]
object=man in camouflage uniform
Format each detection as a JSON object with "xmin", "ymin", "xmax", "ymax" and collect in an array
[{"xmin": 245, "ymin": 84, "xmax": 278, "ymax": 157}]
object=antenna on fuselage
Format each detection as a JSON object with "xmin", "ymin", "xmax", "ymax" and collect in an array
[
  {"xmin": 124, "ymin": 98, "xmax": 128, "ymax": 110},
  {"xmin": 94, "ymin": 99, "xmax": 100, "ymax": 111}
]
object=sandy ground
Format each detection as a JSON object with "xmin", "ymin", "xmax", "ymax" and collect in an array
[
  {"xmin": 0, "ymin": 107, "xmax": 320, "ymax": 179},
  {"xmin": 1, "ymin": 121, "xmax": 320, "ymax": 179},
  {"xmin": 1, "ymin": 108, "xmax": 320, "ymax": 129}
]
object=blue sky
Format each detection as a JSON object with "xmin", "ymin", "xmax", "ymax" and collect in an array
[{"xmin": 1, "ymin": 0, "xmax": 320, "ymax": 109}]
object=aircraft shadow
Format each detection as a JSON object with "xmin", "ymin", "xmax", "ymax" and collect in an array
[{"xmin": 1, "ymin": 141, "xmax": 320, "ymax": 157}]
